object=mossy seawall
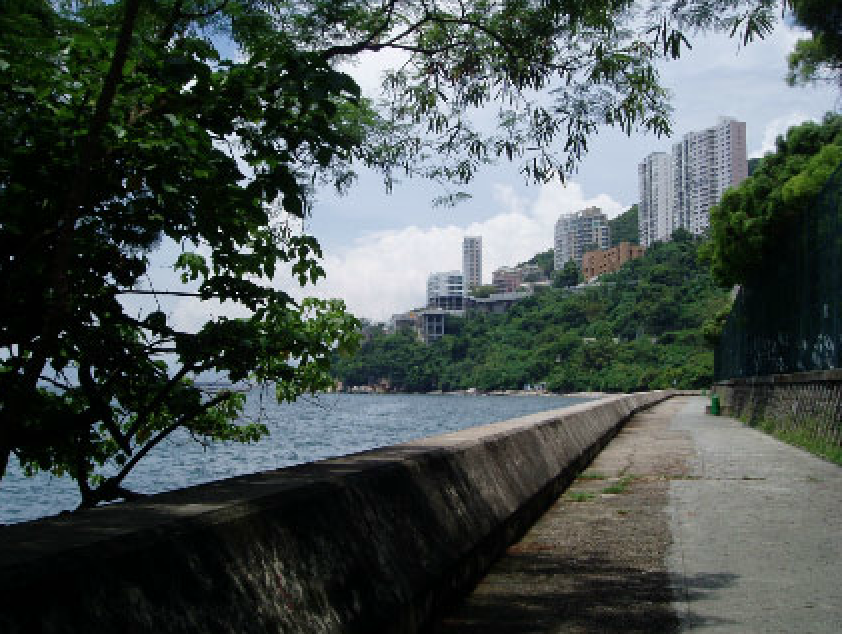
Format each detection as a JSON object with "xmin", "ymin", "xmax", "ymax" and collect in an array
[{"xmin": 0, "ymin": 392, "xmax": 672, "ymax": 633}]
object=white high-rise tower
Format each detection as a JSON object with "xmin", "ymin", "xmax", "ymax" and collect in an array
[
  {"xmin": 672, "ymin": 116, "xmax": 747, "ymax": 236},
  {"xmin": 638, "ymin": 116, "xmax": 748, "ymax": 247},
  {"xmin": 553, "ymin": 207, "xmax": 610, "ymax": 269},
  {"xmin": 638, "ymin": 152, "xmax": 673, "ymax": 248},
  {"xmin": 462, "ymin": 236, "xmax": 482, "ymax": 291}
]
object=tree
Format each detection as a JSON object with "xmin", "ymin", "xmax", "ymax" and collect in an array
[
  {"xmin": 553, "ymin": 260, "xmax": 582, "ymax": 288},
  {"xmin": 0, "ymin": 0, "xmax": 779, "ymax": 508},
  {"xmin": 670, "ymin": 227, "xmax": 694, "ymax": 243},
  {"xmin": 705, "ymin": 114, "xmax": 842, "ymax": 286},
  {"xmin": 786, "ymin": 0, "xmax": 842, "ymax": 88},
  {"xmin": 1, "ymin": 0, "xmax": 365, "ymax": 506},
  {"xmin": 521, "ymin": 249, "xmax": 555, "ymax": 277}
]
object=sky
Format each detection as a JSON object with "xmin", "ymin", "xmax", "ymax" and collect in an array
[{"xmin": 144, "ymin": 15, "xmax": 840, "ymax": 329}]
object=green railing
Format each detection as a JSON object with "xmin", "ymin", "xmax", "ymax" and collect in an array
[{"xmin": 715, "ymin": 165, "xmax": 842, "ymax": 379}]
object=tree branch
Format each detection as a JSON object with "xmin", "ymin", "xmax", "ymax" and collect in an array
[
  {"xmin": 116, "ymin": 289, "xmax": 206, "ymax": 297},
  {"xmin": 78, "ymin": 362, "xmax": 131, "ymax": 454},
  {"xmin": 126, "ymin": 361, "xmax": 200, "ymax": 439},
  {"xmin": 22, "ymin": 0, "xmax": 144, "ymax": 395},
  {"xmin": 319, "ymin": 1, "xmax": 417, "ymax": 61},
  {"xmin": 112, "ymin": 391, "xmax": 234, "ymax": 489}
]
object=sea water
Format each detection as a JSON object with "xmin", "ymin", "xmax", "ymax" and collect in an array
[{"xmin": 0, "ymin": 392, "xmax": 589, "ymax": 524}]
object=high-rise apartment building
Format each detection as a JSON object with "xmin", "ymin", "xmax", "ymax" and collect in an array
[
  {"xmin": 638, "ymin": 117, "xmax": 748, "ymax": 247},
  {"xmin": 554, "ymin": 207, "xmax": 610, "ymax": 269},
  {"xmin": 462, "ymin": 236, "xmax": 482, "ymax": 291},
  {"xmin": 672, "ymin": 116, "xmax": 747, "ymax": 236},
  {"xmin": 638, "ymin": 152, "xmax": 673, "ymax": 247},
  {"xmin": 426, "ymin": 271, "xmax": 464, "ymax": 311}
]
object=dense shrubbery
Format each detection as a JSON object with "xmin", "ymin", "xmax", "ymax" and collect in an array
[
  {"xmin": 706, "ymin": 113, "xmax": 842, "ymax": 286},
  {"xmin": 334, "ymin": 234, "xmax": 730, "ymax": 392}
]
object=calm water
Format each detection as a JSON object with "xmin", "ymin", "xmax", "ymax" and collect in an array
[{"xmin": 1, "ymin": 392, "xmax": 588, "ymax": 524}]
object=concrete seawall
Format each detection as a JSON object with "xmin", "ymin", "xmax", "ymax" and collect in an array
[{"xmin": 0, "ymin": 391, "xmax": 672, "ymax": 633}]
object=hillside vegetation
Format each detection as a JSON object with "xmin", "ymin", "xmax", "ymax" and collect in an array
[
  {"xmin": 609, "ymin": 205, "xmax": 639, "ymax": 245},
  {"xmin": 334, "ymin": 232, "xmax": 730, "ymax": 393},
  {"xmin": 707, "ymin": 113, "xmax": 842, "ymax": 286}
]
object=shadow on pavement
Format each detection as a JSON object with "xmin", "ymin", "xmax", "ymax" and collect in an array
[{"xmin": 429, "ymin": 551, "xmax": 739, "ymax": 633}]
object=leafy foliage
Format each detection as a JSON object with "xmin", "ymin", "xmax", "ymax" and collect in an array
[
  {"xmin": 705, "ymin": 113, "xmax": 842, "ymax": 286},
  {"xmin": 786, "ymin": 0, "xmax": 842, "ymax": 88},
  {"xmin": 1, "ymin": 0, "xmax": 369, "ymax": 507},
  {"xmin": 0, "ymin": 0, "xmax": 784, "ymax": 508},
  {"xmin": 334, "ymin": 238, "xmax": 729, "ymax": 393},
  {"xmin": 520, "ymin": 249, "xmax": 555, "ymax": 277},
  {"xmin": 553, "ymin": 260, "xmax": 582, "ymax": 288}
]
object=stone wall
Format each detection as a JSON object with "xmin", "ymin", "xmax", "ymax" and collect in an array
[
  {"xmin": 713, "ymin": 370, "xmax": 842, "ymax": 447},
  {"xmin": 0, "ymin": 392, "xmax": 671, "ymax": 634}
]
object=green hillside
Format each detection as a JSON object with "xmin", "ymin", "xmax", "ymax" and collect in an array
[
  {"xmin": 334, "ymin": 232, "xmax": 729, "ymax": 393},
  {"xmin": 609, "ymin": 204, "xmax": 639, "ymax": 245},
  {"xmin": 521, "ymin": 249, "xmax": 554, "ymax": 275}
]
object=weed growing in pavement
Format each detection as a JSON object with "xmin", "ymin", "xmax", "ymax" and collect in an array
[
  {"xmin": 601, "ymin": 475, "xmax": 637, "ymax": 495},
  {"xmin": 745, "ymin": 417, "xmax": 842, "ymax": 466}
]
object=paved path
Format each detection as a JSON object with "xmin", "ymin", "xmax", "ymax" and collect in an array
[{"xmin": 431, "ymin": 396, "xmax": 842, "ymax": 633}]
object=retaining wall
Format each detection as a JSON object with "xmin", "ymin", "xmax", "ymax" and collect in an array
[
  {"xmin": 0, "ymin": 391, "xmax": 671, "ymax": 634},
  {"xmin": 713, "ymin": 370, "xmax": 841, "ymax": 446}
]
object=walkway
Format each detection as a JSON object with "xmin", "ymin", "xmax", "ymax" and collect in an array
[{"xmin": 431, "ymin": 396, "xmax": 842, "ymax": 633}]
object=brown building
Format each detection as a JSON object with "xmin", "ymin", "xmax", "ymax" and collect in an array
[{"xmin": 582, "ymin": 242, "xmax": 645, "ymax": 281}]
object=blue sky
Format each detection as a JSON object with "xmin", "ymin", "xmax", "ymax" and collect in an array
[{"xmin": 144, "ymin": 19, "xmax": 839, "ymax": 330}]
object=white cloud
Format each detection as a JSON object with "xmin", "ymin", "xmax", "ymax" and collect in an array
[
  {"xmin": 169, "ymin": 297, "xmax": 252, "ymax": 334},
  {"xmin": 750, "ymin": 112, "xmax": 815, "ymax": 158},
  {"xmin": 339, "ymin": 49, "xmax": 409, "ymax": 99},
  {"xmin": 306, "ymin": 181, "xmax": 625, "ymax": 321}
]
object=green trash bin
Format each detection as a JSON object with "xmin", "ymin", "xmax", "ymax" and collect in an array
[{"xmin": 710, "ymin": 393, "xmax": 720, "ymax": 416}]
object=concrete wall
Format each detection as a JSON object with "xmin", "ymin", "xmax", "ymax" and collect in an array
[
  {"xmin": 713, "ymin": 370, "xmax": 841, "ymax": 446},
  {"xmin": 0, "ymin": 392, "xmax": 672, "ymax": 634}
]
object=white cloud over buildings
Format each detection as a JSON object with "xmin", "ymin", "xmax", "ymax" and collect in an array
[
  {"xmin": 309, "ymin": 181, "xmax": 624, "ymax": 321},
  {"xmin": 141, "ymin": 19, "xmax": 838, "ymax": 333},
  {"xmin": 751, "ymin": 112, "xmax": 814, "ymax": 158}
]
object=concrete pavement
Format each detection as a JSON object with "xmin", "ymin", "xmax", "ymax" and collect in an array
[
  {"xmin": 431, "ymin": 395, "xmax": 842, "ymax": 633},
  {"xmin": 669, "ymin": 396, "xmax": 842, "ymax": 632}
]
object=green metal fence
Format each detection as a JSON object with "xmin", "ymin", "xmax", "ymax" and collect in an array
[{"xmin": 715, "ymin": 164, "xmax": 842, "ymax": 380}]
